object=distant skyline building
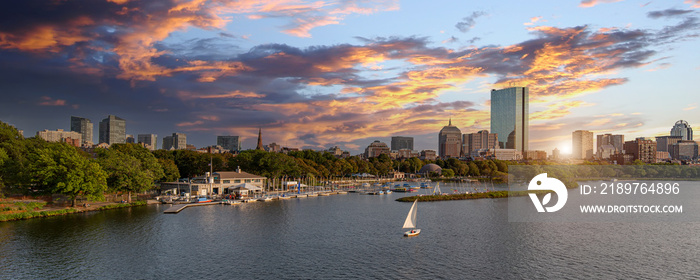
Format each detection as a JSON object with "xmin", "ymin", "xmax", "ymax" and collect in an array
[
  {"xmin": 624, "ymin": 138, "xmax": 657, "ymax": 163},
  {"xmin": 217, "ymin": 136, "xmax": 241, "ymax": 152},
  {"xmin": 490, "ymin": 87, "xmax": 529, "ymax": 151},
  {"xmin": 162, "ymin": 132, "xmax": 186, "ymax": 150},
  {"xmin": 138, "ymin": 134, "xmax": 158, "ymax": 150},
  {"xmin": 70, "ymin": 116, "xmax": 93, "ymax": 145},
  {"xmin": 98, "ymin": 115, "xmax": 126, "ymax": 145},
  {"xmin": 572, "ymin": 130, "xmax": 594, "ymax": 160},
  {"xmin": 126, "ymin": 134, "xmax": 135, "ymax": 144},
  {"xmin": 655, "ymin": 135, "xmax": 682, "ymax": 153},
  {"xmin": 391, "ymin": 136, "xmax": 414, "ymax": 151},
  {"xmin": 438, "ymin": 119, "xmax": 462, "ymax": 158},
  {"xmin": 670, "ymin": 120, "xmax": 693, "ymax": 141},
  {"xmin": 596, "ymin": 134, "xmax": 624, "ymax": 156},
  {"xmin": 36, "ymin": 129, "xmax": 81, "ymax": 147},
  {"xmin": 364, "ymin": 140, "xmax": 390, "ymax": 158},
  {"xmin": 670, "ymin": 140, "xmax": 698, "ymax": 161},
  {"xmin": 462, "ymin": 130, "xmax": 498, "ymax": 156}
]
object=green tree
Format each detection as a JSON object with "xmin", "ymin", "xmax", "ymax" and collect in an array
[
  {"xmin": 442, "ymin": 168, "xmax": 455, "ymax": 177},
  {"xmin": 29, "ymin": 142, "xmax": 107, "ymax": 207},
  {"xmin": 98, "ymin": 144, "xmax": 164, "ymax": 202},
  {"xmin": 158, "ymin": 158, "xmax": 181, "ymax": 182}
]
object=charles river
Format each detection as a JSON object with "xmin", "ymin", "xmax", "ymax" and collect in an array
[{"xmin": 1, "ymin": 182, "xmax": 698, "ymax": 279}]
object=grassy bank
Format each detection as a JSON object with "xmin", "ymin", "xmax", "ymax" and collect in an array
[
  {"xmin": 396, "ymin": 190, "xmax": 551, "ymax": 202},
  {"xmin": 0, "ymin": 200, "xmax": 148, "ymax": 222}
]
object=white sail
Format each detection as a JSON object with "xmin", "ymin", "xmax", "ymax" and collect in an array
[{"xmin": 402, "ymin": 199, "xmax": 418, "ymax": 229}]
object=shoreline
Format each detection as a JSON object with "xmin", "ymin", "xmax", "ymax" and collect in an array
[
  {"xmin": 0, "ymin": 200, "xmax": 156, "ymax": 222},
  {"xmin": 395, "ymin": 190, "xmax": 551, "ymax": 202}
]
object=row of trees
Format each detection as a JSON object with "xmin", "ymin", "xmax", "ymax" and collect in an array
[{"xmin": 0, "ymin": 122, "xmax": 178, "ymax": 206}]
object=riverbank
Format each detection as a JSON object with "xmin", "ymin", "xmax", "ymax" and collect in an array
[
  {"xmin": 0, "ymin": 200, "xmax": 152, "ymax": 222},
  {"xmin": 395, "ymin": 190, "xmax": 551, "ymax": 202}
]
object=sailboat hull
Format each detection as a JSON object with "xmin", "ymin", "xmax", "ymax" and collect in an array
[{"xmin": 404, "ymin": 229, "xmax": 421, "ymax": 237}]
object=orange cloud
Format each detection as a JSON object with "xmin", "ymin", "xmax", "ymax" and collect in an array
[
  {"xmin": 37, "ymin": 96, "xmax": 67, "ymax": 106},
  {"xmin": 579, "ymin": 0, "xmax": 623, "ymax": 8}
]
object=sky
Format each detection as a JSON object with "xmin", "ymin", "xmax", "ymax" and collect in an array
[{"xmin": 1, "ymin": 0, "xmax": 699, "ymax": 155}]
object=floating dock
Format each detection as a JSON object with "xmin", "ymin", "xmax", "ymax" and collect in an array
[{"xmin": 163, "ymin": 202, "xmax": 219, "ymax": 214}]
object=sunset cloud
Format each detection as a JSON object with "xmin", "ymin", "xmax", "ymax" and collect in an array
[
  {"xmin": 37, "ymin": 96, "xmax": 67, "ymax": 106},
  {"xmin": 579, "ymin": 0, "xmax": 623, "ymax": 8}
]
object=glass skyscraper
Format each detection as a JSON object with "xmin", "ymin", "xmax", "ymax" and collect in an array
[
  {"xmin": 98, "ymin": 115, "xmax": 126, "ymax": 145},
  {"xmin": 490, "ymin": 87, "xmax": 529, "ymax": 151},
  {"xmin": 70, "ymin": 116, "xmax": 93, "ymax": 145},
  {"xmin": 670, "ymin": 120, "xmax": 693, "ymax": 141}
]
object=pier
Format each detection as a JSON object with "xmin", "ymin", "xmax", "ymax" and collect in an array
[{"xmin": 163, "ymin": 202, "xmax": 219, "ymax": 214}]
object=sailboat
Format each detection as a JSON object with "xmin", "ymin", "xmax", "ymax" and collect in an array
[{"xmin": 403, "ymin": 199, "xmax": 421, "ymax": 237}]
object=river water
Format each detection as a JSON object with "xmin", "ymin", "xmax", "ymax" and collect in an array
[{"xmin": 1, "ymin": 182, "xmax": 698, "ymax": 279}]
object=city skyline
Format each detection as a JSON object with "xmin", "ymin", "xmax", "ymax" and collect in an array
[{"xmin": 1, "ymin": 1, "xmax": 699, "ymax": 154}]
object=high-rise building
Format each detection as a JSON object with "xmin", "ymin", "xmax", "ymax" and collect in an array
[
  {"xmin": 126, "ymin": 134, "xmax": 135, "ymax": 144},
  {"xmin": 364, "ymin": 140, "xmax": 390, "ymax": 158},
  {"xmin": 98, "ymin": 115, "xmax": 126, "ymax": 145},
  {"xmin": 462, "ymin": 130, "xmax": 498, "ymax": 156},
  {"xmin": 572, "ymin": 130, "xmax": 594, "ymax": 160},
  {"xmin": 623, "ymin": 138, "xmax": 657, "ymax": 163},
  {"xmin": 137, "ymin": 134, "xmax": 158, "ymax": 150},
  {"xmin": 391, "ymin": 136, "xmax": 414, "ymax": 151},
  {"xmin": 217, "ymin": 136, "xmax": 241, "ymax": 152},
  {"xmin": 490, "ymin": 87, "xmax": 529, "ymax": 151},
  {"xmin": 552, "ymin": 147, "xmax": 560, "ymax": 160},
  {"xmin": 670, "ymin": 120, "xmax": 693, "ymax": 141},
  {"xmin": 596, "ymin": 134, "xmax": 624, "ymax": 155},
  {"xmin": 670, "ymin": 140, "xmax": 698, "ymax": 160},
  {"xmin": 438, "ymin": 119, "xmax": 462, "ymax": 158},
  {"xmin": 162, "ymin": 133, "xmax": 186, "ymax": 150},
  {"xmin": 70, "ymin": 116, "xmax": 93, "ymax": 145},
  {"xmin": 655, "ymin": 136, "xmax": 682, "ymax": 153}
]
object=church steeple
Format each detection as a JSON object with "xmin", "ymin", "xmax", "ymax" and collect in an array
[
  {"xmin": 256, "ymin": 128, "xmax": 263, "ymax": 150},
  {"xmin": 449, "ymin": 118, "xmax": 452, "ymax": 126}
]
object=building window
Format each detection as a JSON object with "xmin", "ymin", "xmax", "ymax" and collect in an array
[
  {"xmin": 245, "ymin": 179, "xmax": 252, "ymax": 183},
  {"xmin": 234, "ymin": 180, "xmax": 241, "ymax": 183},
  {"xmin": 255, "ymin": 179, "xmax": 260, "ymax": 182},
  {"xmin": 223, "ymin": 180, "xmax": 230, "ymax": 184}
]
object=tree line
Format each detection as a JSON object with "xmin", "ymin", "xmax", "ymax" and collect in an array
[{"xmin": 0, "ymin": 120, "xmax": 512, "ymax": 206}]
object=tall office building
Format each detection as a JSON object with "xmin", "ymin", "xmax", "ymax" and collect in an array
[
  {"xmin": 217, "ymin": 136, "xmax": 241, "ymax": 152},
  {"xmin": 391, "ymin": 136, "xmax": 414, "ymax": 151},
  {"xmin": 162, "ymin": 133, "xmax": 186, "ymax": 150},
  {"xmin": 490, "ymin": 87, "xmax": 529, "ymax": 151},
  {"xmin": 438, "ymin": 119, "xmax": 462, "ymax": 158},
  {"xmin": 98, "ymin": 115, "xmax": 126, "ymax": 145},
  {"xmin": 572, "ymin": 130, "xmax": 594, "ymax": 160},
  {"xmin": 70, "ymin": 116, "xmax": 93, "ymax": 145},
  {"xmin": 462, "ymin": 130, "xmax": 498, "ymax": 156},
  {"xmin": 624, "ymin": 138, "xmax": 657, "ymax": 163},
  {"xmin": 138, "ymin": 134, "xmax": 158, "ymax": 150},
  {"xmin": 596, "ymin": 134, "xmax": 624, "ymax": 153},
  {"xmin": 670, "ymin": 120, "xmax": 693, "ymax": 141},
  {"xmin": 655, "ymin": 136, "xmax": 682, "ymax": 153}
]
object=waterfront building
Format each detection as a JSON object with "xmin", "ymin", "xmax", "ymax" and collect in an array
[
  {"xmin": 70, "ymin": 116, "xmax": 93, "ymax": 145},
  {"xmin": 438, "ymin": 119, "xmax": 462, "ymax": 158},
  {"xmin": 462, "ymin": 130, "xmax": 498, "ymax": 156},
  {"xmin": 572, "ymin": 130, "xmax": 594, "ymax": 160},
  {"xmin": 670, "ymin": 120, "xmax": 693, "ymax": 141},
  {"xmin": 364, "ymin": 140, "xmax": 390, "ymax": 158},
  {"xmin": 217, "ymin": 136, "xmax": 241, "ymax": 152},
  {"xmin": 160, "ymin": 167, "xmax": 266, "ymax": 196},
  {"xmin": 490, "ymin": 87, "xmax": 529, "ymax": 151},
  {"xmin": 36, "ymin": 129, "xmax": 81, "ymax": 147},
  {"xmin": 391, "ymin": 136, "xmax": 414, "ymax": 151},
  {"xmin": 623, "ymin": 138, "xmax": 656, "ymax": 163},
  {"xmin": 596, "ymin": 134, "xmax": 624, "ymax": 157},
  {"xmin": 670, "ymin": 140, "xmax": 698, "ymax": 160},
  {"xmin": 137, "ymin": 134, "xmax": 157, "ymax": 150},
  {"xmin": 420, "ymin": 150, "xmax": 437, "ymax": 161},
  {"xmin": 655, "ymin": 136, "xmax": 683, "ymax": 152},
  {"xmin": 162, "ymin": 133, "xmax": 187, "ymax": 150},
  {"xmin": 98, "ymin": 115, "xmax": 126, "ymax": 145},
  {"xmin": 611, "ymin": 153, "xmax": 635, "ymax": 165}
]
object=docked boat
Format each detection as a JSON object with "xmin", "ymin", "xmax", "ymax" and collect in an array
[
  {"xmin": 196, "ymin": 197, "xmax": 212, "ymax": 203},
  {"xmin": 221, "ymin": 199, "xmax": 241, "ymax": 205},
  {"xmin": 393, "ymin": 187, "xmax": 409, "ymax": 192},
  {"xmin": 243, "ymin": 198, "xmax": 258, "ymax": 203},
  {"xmin": 258, "ymin": 197, "xmax": 273, "ymax": 202},
  {"xmin": 278, "ymin": 195, "xmax": 291, "ymax": 200},
  {"xmin": 403, "ymin": 199, "xmax": 420, "ymax": 237}
]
